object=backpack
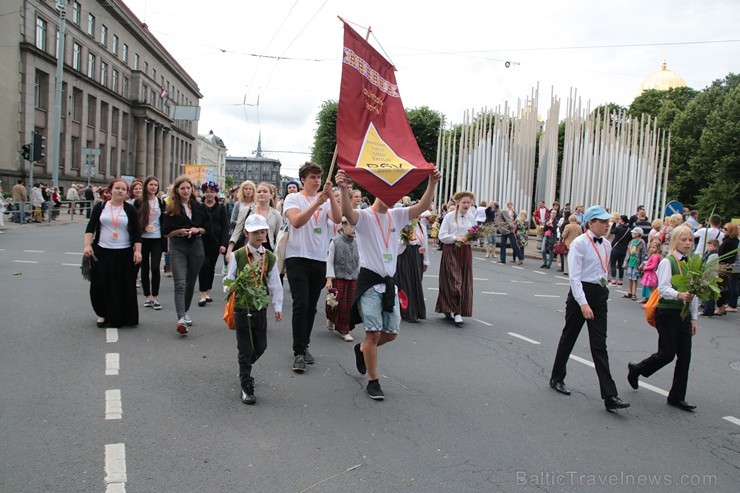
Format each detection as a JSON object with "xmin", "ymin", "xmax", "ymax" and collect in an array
[{"xmin": 645, "ymin": 255, "xmax": 682, "ymax": 328}]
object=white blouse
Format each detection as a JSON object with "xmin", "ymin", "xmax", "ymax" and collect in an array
[{"xmin": 438, "ymin": 209, "xmax": 477, "ymax": 244}]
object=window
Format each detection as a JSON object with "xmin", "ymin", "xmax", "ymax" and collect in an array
[
  {"xmin": 100, "ymin": 103, "xmax": 108, "ymax": 132},
  {"xmin": 111, "ymin": 107, "xmax": 119, "ymax": 135},
  {"xmin": 112, "ymin": 70, "xmax": 119, "ymax": 92},
  {"xmin": 144, "ymin": 61, "xmax": 148, "ymax": 74},
  {"xmin": 73, "ymin": 42, "xmax": 81, "ymax": 70},
  {"xmin": 122, "ymin": 76, "xmax": 129, "ymax": 98},
  {"xmin": 152, "ymin": 68, "xmax": 156, "ymax": 80},
  {"xmin": 72, "ymin": 1, "xmax": 80, "ymax": 25},
  {"xmin": 87, "ymin": 94, "xmax": 97, "ymax": 126},
  {"xmin": 36, "ymin": 18, "xmax": 47, "ymax": 51},
  {"xmin": 87, "ymin": 14, "xmax": 95, "ymax": 36},
  {"xmin": 100, "ymin": 25, "xmax": 107, "ymax": 46},
  {"xmin": 72, "ymin": 87, "xmax": 82, "ymax": 121},
  {"xmin": 134, "ymin": 53, "xmax": 139, "ymax": 70},
  {"xmin": 100, "ymin": 61, "xmax": 107, "ymax": 86},
  {"xmin": 112, "ymin": 35, "xmax": 118, "ymax": 56},
  {"xmin": 150, "ymin": 89, "xmax": 156, "ymax": 106},
  {"xmin": 142, "ymin": 84, "xmax": 147, "ymax": 102},
  {"xmin": 121, "ymin": 112, "xmax": 129, "ymax": 140},
  {"xmin": 122, "ymin": 43, "xmax": 128, "ymax": 63},
  {"xmin": 87, "ymin": 52, "xmax": 96, "ymax": 78}
]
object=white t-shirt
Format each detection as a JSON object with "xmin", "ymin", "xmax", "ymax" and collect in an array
[
  {"xmin": 283, "ymin": 192, "xmax": 333, "ymax": 261},
  {"xmin": 694, "ymin": 227, "xmax": 724, "ymax": 256},
  {"xmin": 98, "ymin": 202, "xmax": 131, "ymax": 249},
  {"xmin": 474, "ymin": 205, "xmax": 487, "ymax": 223},
  {"xmin": 141, "ymin": 199, "xmax": 161, "ymax": 239},
  {"xmin": 355, "ymin": 207, "xmax": 411, "ymax": 290}
]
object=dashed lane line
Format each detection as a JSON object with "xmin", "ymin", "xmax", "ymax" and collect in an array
[
  {"xmin": 723, "ymin": 416, "xmax": 740, "ymax": 427},
  {"xmin": 427, "ymin": 287, "xmax": 439, "ymax": 291},
  {"xmin": 473, "ymin": 318, "xmax": 493, "ymax": 326},
  {"xmin": 425, "ymin": 274, "xmax": 439, "ymax": 277},
  {"xmin": 534, "ymin": 294, "xmax": 560, "ymax": 298},
  {"xmin": 508, "ymin": 332, "xmax": 541, "ymax": 345},
  {"xmin": 473, "ymin": 278, "xmax": 489, "ymax": 281},
  {"xmin": 481, "ymin": 291, "xmax": 507, "ymax": 295},
  {"xmin": 13, "ymin": 260, "xmax": 38, "ymax": 263},
  {"xmin": 569, "ymin": 354, "xmax": 595, "ymax": 368},
  {"xmin": 106, "ymin": 328, "xmax": 118, "ymax": 343},
  {"xmin": 105, "ymin": 390, "xmax": 122, "ymax": 420},
  {"xmin": 61, "ymin": 263, "xmax": 79, "ymax": 266},
  {"xmin": 104, "ymin": 443, "xmax": 127, "ymax": 491},
  {"xmin": 569, "ymin": 354, "xmax": 670, "ymax": 397},
  {"xmin": 555, "ymin": 276, "xmax": 569, "ymax": 280},
  {"xmin": 532, "ymin": 270, "xmax": 547, "ymax": 275},
  {"xmin": 23, "ymin": 249, "xmax": 45, "ymax": 253},
  {"xmin": 105, "ymin": 353, "xmax": 120, "ymax": 376},
  {"xmin": 512, "ymin": 266, "xmax": 524, "ymax": 270},
  {"xmin": 555, "ymin": 282, "xmax": 570, "ymax": 286},
  {"xmin": 64, "ymin": 252, "xmax": 80, "ymax": 255},
  {"xmin": 511, "ymin": 280, "xmax": 533, "ymax": 284}
]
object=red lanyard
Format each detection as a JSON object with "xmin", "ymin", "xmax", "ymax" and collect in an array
[
  {"xmin": 301, "ymin": 192, "xmax": 321, "ymax": 222},
  {"xmin": 372, "ymin": 209, "xmax": 393, "ymax": 251},
  {"xmin": 586, "ymin": 233, "xmax": 608, "ymax": 276}
]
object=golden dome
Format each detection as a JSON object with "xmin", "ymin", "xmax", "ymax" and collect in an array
[{"xmin": 640, "ymin": 61, "xmax": 686, "ymax": 93}]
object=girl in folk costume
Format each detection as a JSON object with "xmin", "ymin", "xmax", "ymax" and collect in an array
[
  {"xmin": 436, "ymin": 191, "xmax": 477, "ymax": 327},
  {"xmin": 396, "ymin": 215, "xmax": 430, "ymax": 323},
  {"xmin": 326, "ymin": 218, "xmax": 360, "ymax": 341}
]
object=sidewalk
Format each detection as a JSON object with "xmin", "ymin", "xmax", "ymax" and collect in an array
[
  {"xmin": 1, "ymin": 205, "xmax": 88, "ymax": 232},
  {"xmin": 470, "ymin": 234, "xmax": 544, "ymax": 261}
]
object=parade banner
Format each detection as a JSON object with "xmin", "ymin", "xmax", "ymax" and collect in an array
[
  {"xmin": 336, "ymin": 22, "xmax": 433, "ymax": 206},
  {"xmin": 183, "ymin": 165, "xmax": 217, "ymax": 188}
]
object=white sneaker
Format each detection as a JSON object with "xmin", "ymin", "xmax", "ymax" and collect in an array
[
  {"xmin": 326, "ymin": 320, "xmax": 335, "ymax": 332},
  {"xmin": 143, "ymin": 299, "xmax": 152, "ymax": 308},
  {"xmin": 341, "ymin": 332, "xmax": 354, "ymax": 342},
  {"xmin": 184, "ymin": 314, "xmax": 193, "ymax": 326},
  {"xmin": 454, "ymin": 314, "xmax": 463, "ymax": 324}
]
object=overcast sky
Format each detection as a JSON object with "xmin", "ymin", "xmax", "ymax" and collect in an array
[{"xmin": 123, "ymin": 0, "xmax": 739, "ymax": 177}]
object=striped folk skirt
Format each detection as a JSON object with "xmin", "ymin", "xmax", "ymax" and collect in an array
[
  {"xmin": 435, "ymin": 243, "xmax": 473, "ymax": 317},
  {"xmin": 396, "ymin": 245, "xmax": 426, "ymax": 322},
  {"xmin": 326, "ymin": 278, "xmax": 357, "ymax": 333}
]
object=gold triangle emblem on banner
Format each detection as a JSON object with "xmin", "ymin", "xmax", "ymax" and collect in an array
[{"xmin": 355, "ymin": 122, "xmax": 416, "ymax": 186}]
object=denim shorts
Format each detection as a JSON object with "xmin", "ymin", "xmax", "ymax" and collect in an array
[
  {"xmin": 624, "ymin": 266, "xmax": 640, "ymax": 281},
  {"xmin": 358, "ymin": 288, "xmax": 401, "ymax": 334}
]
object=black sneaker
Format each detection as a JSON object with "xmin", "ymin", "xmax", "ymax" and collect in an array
[
  {"xmin": 304, "ymin": 350, "xmax": 315, "ymax": 365},
  {"xmin": 240, "ymin": 385, "xmax": 256, "ymax": 405},
  {"xmin": 366, "ymin": 379, "xmax": 385, "ymax": 400},
  {"xmin": 354, "ymin": 344, "xmax": 366, "ymax": 375},
  {"xmin": 292, "ymin": 355, "xmax": 306, "ymax": 372}
]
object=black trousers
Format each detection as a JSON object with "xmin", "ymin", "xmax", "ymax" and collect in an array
[
  {"xmin": 140, "ymin": 238, "xmax": 163, "ymax": 297},
  {"xmin": 632, "ymin": 308, "xmax": 692, "ymax": 402},
  {"xmin": 610, "ymin": 250, "xmax": 626, "ymax": 280},
  {"xmin": 235, "ymin": 308, "xmax": 268, "ymax": 388},
  {"xmin": 198, "ymin": 238, "xmax": 221, "ymax": 292},
  {"xmin": 286, "ymin": 257, "xmax": 326, "ymax": 356},
  {"xmin": 551, "ymin": 283, "xmax": 618, "ymax": 399}
]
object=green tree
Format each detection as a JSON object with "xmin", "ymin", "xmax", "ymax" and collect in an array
[
  {"xmin": 405, "ymin": 106, "xmax": 443, "ymax": 200},
  {"xmin": 311, "ymin": 100, "xmax": 338, "ymax": 178},
  {"xmin": 628, "ymin": 87, "xmax": 698, "ymax": 126},
  {"xmin": 224, "ymin": 175, "xmax": 234, "ymax": 190}
]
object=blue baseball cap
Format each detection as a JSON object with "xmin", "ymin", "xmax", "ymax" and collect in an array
[{"xmin": 583, "ymin": 205, "xmax": 612, "ymax": 223}]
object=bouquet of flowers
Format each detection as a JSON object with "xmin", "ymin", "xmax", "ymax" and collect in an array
[
  {"xmin": 400, "ymin": 219, "xmax": 419, "ymax": 244},
  {"xmin": 223, "ymin": 256, "xmax": 271, "ymax": 312},
  {"xmin": 326, "ymin": 287, "xmax": 339, "ymax": 310},
  {"xmin": 671, "ymin": 253, "xmax": 731, "ymax": 319},
  {"xmin": 457, "ymin": 223, "xmax": 492, "ymax": 247}
]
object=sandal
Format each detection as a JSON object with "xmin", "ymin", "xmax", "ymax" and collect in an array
[
  {"xmin": 617, "ymin": 281, "xmax": 623, "ymax": 285},
  {"xmin": 632, "ymin": 295, "xmax": 637, "ymax": 301},
  {"xmin": 622, "ymin": 294, "xmax": 632, "ymax": 299}
]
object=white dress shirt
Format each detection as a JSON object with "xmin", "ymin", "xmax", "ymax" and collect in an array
[
  {"xmin": 656, "ymin": 251, "xmax": 698, "ymax": 320},
  {"xmin": 224, "ymin": 243, "xmax": 283, "ymax": 312},
  {"xmin": 438, "ymin": 209, "xmax": 477, "ymax": 244},
  {"xmin": 567, "ymin": 230, "xmax": 612, "ymax": 306},
  {"xmin": 397, "ymin": 222, "xmax": 430, "ymax": 267}
]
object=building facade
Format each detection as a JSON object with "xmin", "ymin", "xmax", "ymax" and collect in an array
[
  {"xmin": 225, "ymin": 154, "xmax": 282, "ymax": 194},
  {"xmin": 0, "ymin": 0, "xmax": 201, "ymax": 192},
  {"xmin": 195, "ymin": 130, "xmax": 227, "ymax": 186}
]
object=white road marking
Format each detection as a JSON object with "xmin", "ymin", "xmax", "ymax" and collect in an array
[
  {"xmin": 555, "ymin": 276, "xmax": 569, "ymax": 280},
  {"xmin": 13, "ymin": 260, "xmax": 38, "ymax": 263},
  {"xmin": 23, "ymin": 249, "xmax": 45, "ymax": 253},
  {"xmin": 427, "ymin": 287, "xmax": 439, "ymax": 290},
  {"xmin": 638, "ymin": 381, "xmax": 669, "ymax": 397},
  {"xmin": 555, "ymin": 282, "xmax": 570, "ymax": 286},
  {"xmin": 511, "ymin": 280, "xmax": 533, "ymax": 284},
  {"xmin": 534, "ymin": 294, "xmax": 560, "ymax": 298},
  {"xmin": 106, "ymin": 353, "xmax": 120, "ymax": 376},
  {"xmin": 104, "ymin": 443, "xmax": 127, "ymax": 489},
  {"xmin": 106, "ymin": 328, "xmax": 118, "ymax": 343},
  {"xmin": 473, "ymin": 318, "xmax": 492, "ymax": 326},
  {"xmin": 507, "ymin": 332, "xmax": 541, "ymax": 345},
  {"xmin": 425, "ymin": 274, "xmax": 439, "ymax": 277},
  {"xmin": 61, "ymin": 263, "xmax": 79, "ymax": 266},
  {"xmin": 512, "ymin": 266, "xmax": 524, "ymax": 270},
  {"xmin": 723, "ymin": 416, "xmax": 740, "ymax": 427},
  {"xmin": 532, "ymin": 270, "xmax": 547, "ymax": 275},
  {"xmin": 473, "ymin": 278, "xmax": 489, "ymax": 281},
  {"xmin": 64, "ymin": 252, "xmax": 80, "ymax": 255},
  {"xmin": 481, "ymin": 291, "xmax": 507, "ymax": 295},
  {"xmin": 105, "ymin": 389, "xmax": 122, "ymax": 420},
  {"xmin": 569, "ymin": 355, "xmax": 595, "ymax": 368},
  {"xmin": 474, "ymin": 257, "xmax": 487, "ymax": 261}
]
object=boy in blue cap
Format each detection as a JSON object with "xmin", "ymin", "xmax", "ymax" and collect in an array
[{"xmin": 549, "ymin": 205, "xmax": 630, "ymax": 412}]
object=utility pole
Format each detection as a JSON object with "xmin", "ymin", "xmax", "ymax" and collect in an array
[{"xmin": 50, "ymin": 0, "xmax": 68, "ymax": 188}]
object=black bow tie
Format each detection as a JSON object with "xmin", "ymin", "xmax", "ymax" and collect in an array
[{"xmin": 594, "ymin": 237, "xmax": 603, "ymax": 244}]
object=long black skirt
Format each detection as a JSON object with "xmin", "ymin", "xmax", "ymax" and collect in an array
[
  {"xmin": 90, "ymin": 245, "xmax": 139, "ymax": 327},
  {"xmin": 396, "ymin": 245, "xmax": 426, "ymax": 322}
]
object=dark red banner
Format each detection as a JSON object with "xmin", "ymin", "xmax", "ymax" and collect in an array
[{"xmin": 336, "ymin": 22, "xmax": 433, "ymax": 206}]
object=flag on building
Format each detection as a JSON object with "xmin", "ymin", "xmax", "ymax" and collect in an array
[
  {"xmin": 160, "ymin": 85, "xmax": 168, "ymax": 102},
  {"xmin": 336, "ymin": 22, "xmax": 433, "ymax": 206}
]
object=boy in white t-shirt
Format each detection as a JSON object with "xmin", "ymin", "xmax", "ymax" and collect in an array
[
  {"xmin": 282, "ymin": 162, "xmax": 342, "ymax": 372},
  {"xmin": 336, "ymin": 167, "xmax": 441, "ymax": 400}
]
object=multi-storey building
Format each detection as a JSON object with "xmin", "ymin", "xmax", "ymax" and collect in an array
[
  {"xmin": 0, "ymin": 0, "xmax": 202, "ymax": 191},
  {"xmin": 225, "ymin": 143, "xmax": 282, "ymax": 195},
  {"xmin": 195, "ymin": 130, "xmax": 227, "ymax": 187}
]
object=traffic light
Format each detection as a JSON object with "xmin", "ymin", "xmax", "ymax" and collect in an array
[
  {"xmin": 21, "ymin": 144, "xmax": 32, "ymax": 161},
  {"xmin": 33, "ymin": 132, "xmax": 46, "ymax": 161}
]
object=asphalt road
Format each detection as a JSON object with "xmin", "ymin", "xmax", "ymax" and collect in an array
[{"xmin": 1, "ymin": 223, "xmax": 739, "ymax": 493}]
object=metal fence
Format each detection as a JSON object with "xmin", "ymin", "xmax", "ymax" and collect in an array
[{"xmin": 4, "ymin": 200, "xmax": 94, "ymax": 224}]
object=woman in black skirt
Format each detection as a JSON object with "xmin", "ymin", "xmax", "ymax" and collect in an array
[
  {"xmin": 396, "ymin": 216, "xmax": 429, "ymax": 322},
  {"xmin": 83, "ymin": 178, "xmax": 142, "ymax": 328}
]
